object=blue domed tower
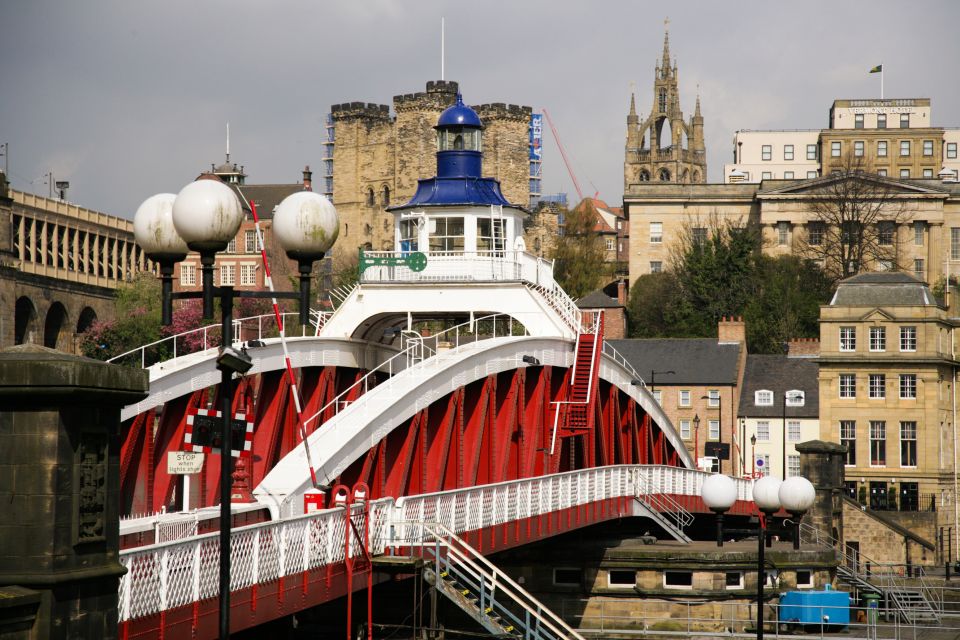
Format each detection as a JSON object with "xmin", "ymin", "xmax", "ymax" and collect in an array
[{"xmin": 389, "ymin": 93, "xmax": 524, "ymax": 255}]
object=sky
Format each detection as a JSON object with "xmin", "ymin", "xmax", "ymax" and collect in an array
[{"xmin": 2, "ymin": 0, "xmax": 959, "ymax": 219}]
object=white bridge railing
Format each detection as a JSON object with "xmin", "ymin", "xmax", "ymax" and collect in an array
[{"xmin": 118, "ymin": 465, "xmax": 753, "ymax": 623}]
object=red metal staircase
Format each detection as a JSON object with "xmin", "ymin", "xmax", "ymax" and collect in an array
[{"xmin": 551, "ymin": 313, "xmax": 604, "ymax": 449}]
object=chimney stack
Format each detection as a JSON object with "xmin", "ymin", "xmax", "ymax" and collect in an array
[
  {"xmin": 717, "ymin": 316, "xmax": 745, "ymax": 344},
  {"xmin": 302, "ymin": 165, "xmax": 313, "ymax": 191}
]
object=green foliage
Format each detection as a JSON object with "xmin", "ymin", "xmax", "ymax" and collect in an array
[
  {"xmin": 79, "ymin": 273, "xmax": 165, "ymax": 361},
  {"xmin": 551, "ymin": 204, "xmax": 609, "ymax": 299},
  {"xmin": 627, "ymin": 271, "xmax": 706, "ymax": 338}
]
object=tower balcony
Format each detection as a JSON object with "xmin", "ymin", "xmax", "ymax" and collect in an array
[{"xmin": 360, "ymin": 250, "xmax": 556, "ymax": 286}]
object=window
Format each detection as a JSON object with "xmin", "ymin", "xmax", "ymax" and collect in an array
[
  {"xmin": 428, "ymin": 217, "xmax": 465, "ymax": 252},
  {"xmin": 239, "ymin": 263, "xmax": 257, "ymax": 286},
  {"xmin": 220, "ymin": 263, "xmax": 235, "ymax": 286},
  {"xmin": 878, "ymin": 222, "xmax": 894, "ymax": 246},
  {"xmin": 948, "ymin": 143, "xmax": 958, "ymax": 159},
  {"xmin": 854, "ymin": 141, "xmax": 864, "ymax": 157},
  {"xmin": 839, "ymin": 373, "xmax": 856, "ymax": 398},
  {"xmin": 899, "ymin": 374, "xmax": 917, "ymax": 399},
  {"xmin": 869, "ymin": 374, "xmax": 885, "ymax": 399},
  {"xmin": 841, "ymin": 421, "xmax": 856, "ymax": 465},
  {"xmin": 692, "ymin": 227, "xmax": 707, "ymax": 245},
  {"xmin": 900, "ymin": 140, "xmax": 911, "ymax": 156},
  {"xmin": 877, "ymin": 169, "xmax": 887, "ymax": 177},
  {"xmin": 914, "ymin": 259, "xmax": 924, "ymax": 277},
  {"xmin": 900, "ymin": 113, "xmax": 910, "ymax": 128},
  {"xmin": 366, "ymin": 188, "xmax": 375, "ymax": 206},
  {"xmin": 225, "ymin": 238, "xmax": 236, "ymax": 254},
  {"xmin": 652, "ymin": 390, "xmax": 662, "ymax": 405},
  {"xmin": 759, "ymin": 454, "xmax": 771, "ymax": 476},
  {"xmin": 244, "ymin": 230, "xmax": 258, "ymax": 253},
  {"xmin": 708, "ymin": 390, "xmax": 720, "ymax": 407},
  {"xmin": 839, "ymin": 327, "xmax": 856, "ymax": 351},
  {"xmin": 679, "ymin": 390, "xmax": 690, "ymax": 407},
  {"xmin": 553, "ymin": 568, "xmax": 581, "ymax": 586},
  {"xmin": 923, "ymin": 168, "xmax": 934, "ymax": 178},
  {"xmin": 807, "ymin": 144, "xmax": 818, "ymax": 160},
  {"xmin": 831, "ymin": 141, "xmax": 842, "ymax": 157},
  {"xmin": 923, "ymin": 140, "xmax": 934, "ymax": 156},
  {"xmin": 807, "ymin": 171, "xmax": 818, "ymax": 179},
  {"xmin": 650, "ymin": 261, "xmax": 662, "ymax": 273},
  {"xmin": 855, "ymin": 114, "xmax": 864, "ymax": 129},
  {"xmin": 477, "ymin": 219, "xmax": 506, "ymax": 253},
  {"xmin": 784, "ymin": 171, "xmax": 794, "ymax": 179},
  {"xmin": 708, "ymin": 420, "xmax": 720, "ymax": 440},
  {"xmin": 877, "ymin": 140, "xmax": 888, "ymax": 157},
  {"xmin": 679, "ymin": 419, "xmax": 691, "ymax": 439},
  {"xmin": 608, "ymin": 570, "xmax": 636, "ymax": 588},
  {"xmin": 755, "ymin": 390, "xmax": 773, "ymax": 406},
  {"xmin": 381, "ymin": 185, "xmax": 390, "ymax": 206},
  {"xmin": 787, "ymin": 454, "xmax": 800, "ymax": 478},
  {"xmin": 787, "ymin": 421, "xmax": 801, "ymax": 442},
  {"xmin": 796, "ymin": 570, "xmax": 814, "ymax": 588},
  {"xmin": 725, "ymin": 572, "xmax": 744, "ymax": 590},
  {"xmin": 900, "ymin": 326, "xmax": 917, "ymax": 351},
  {"xmin": 869, "ymin": 327, "xmax": 886, "ymax": 351},
  {"xmin": 914, "ymin": 221, "xmax": 925, "ymax": 245},
  {"xmin": 762, "ymin": 171, "xmax": 773, "ymax": 180},
  {"xmin": 784, "ymin": 145, "xmax": 794, "ymax": 160},
  {"xmin": 900, "ymin": 421, "xmax": 917, "ymax": 467},
  {"xmin": 870, "ymin": 421, "xmax": 886, "ymax": 466},
  {"xmin": 877, "ymin": 259, "xmax": 892, "ymax": 272},
  {"xmin": 762, "ymin": 145, "xmax": 772, "ymax": 161},
  {"xmin": 664, "ymin": 571, "xmax": 693, "ymax": 589},
  {"xmin": 180, "ymin": 263, "xmax": 196, "ymax": 286},
  {"xmin": 786, "ymin": 391, "xmax": 805, "ymax": 407},
  {"xmin": 650, "ymin": 222, "xmax": 663, "ymax": 243},
  {"xmin": 605, "ymin": 237, "xmax": 615, "ymax": 251},
  {"xmin": 877, "ymin": 113, "xmax": 887, "ymax": 129},
  {"xmin": 777, "ymin": 221, "xmax": 789, "ymax": 245},
  {"xmin": 953, "ymin": 228, "xmax": 960, "ymax": 260},
  {"xmin": 757, "ymin": 421, "xmax": 770, "ymax": 441},
  {"xmin": 900, "ymin": 169, "xmax": 910, "ymax": 178}
]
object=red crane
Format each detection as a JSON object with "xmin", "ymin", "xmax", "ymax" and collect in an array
[{"xmin": 541, "ymin": 107, "xmax": 587, "ymax": 203}]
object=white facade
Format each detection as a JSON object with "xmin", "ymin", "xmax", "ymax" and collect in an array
[{"xmin": 724, "ymin": 130, "xmax": 820, "ymax": 183}]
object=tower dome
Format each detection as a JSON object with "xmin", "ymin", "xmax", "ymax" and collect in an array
[{"xmin": 435, "ymin": 93, "xmax": 483, "ymax": 178}]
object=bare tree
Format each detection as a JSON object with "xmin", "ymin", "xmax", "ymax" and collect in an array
[{"xmin": 797, "ymin": 154, "xmax": 912, "ymax": 282}]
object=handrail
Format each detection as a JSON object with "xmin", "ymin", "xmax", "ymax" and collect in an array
[
  {"xmin": 302, "ymin": 313, "xmax": 528, "ymax": 430},
  {"xmin": 633, "ymin": 467, "xmax": 694, "ymax": 530},
  {"xmin": 105, "ymin": 310, "xmax": 331, "ymax": 368}
]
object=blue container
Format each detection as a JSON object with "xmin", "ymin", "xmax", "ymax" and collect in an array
[{"xmin": 779, "ymin": 590, "xmax": 851, "ymax": 627}]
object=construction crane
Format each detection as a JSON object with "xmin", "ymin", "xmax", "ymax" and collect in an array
[{"xmin": 542, "ymin": 107, "xmax": 597, "ymax": 203}]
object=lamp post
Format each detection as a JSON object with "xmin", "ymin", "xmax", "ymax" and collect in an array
[
  {"xmin": 702, "ymin": 474, "xmax": 737, "ymax": 547},
  {"xmin": 693, "ymin": 414, "xmax": 700, "ymax": 468},
  {"xmin": 782, "ymin": 390, "xmax": 804, "ymax": 479},
  {"xmin": 134, "ymin": 183, "xmax": 339, "ymax": 639},
  {"xmin": 751, "ymin": 434, "xmax": 757, "ymax": 477},
  {"xmin": 702, "ymin": 393, "xmax": 722, "ymax": 474},
  {"xmin": 649, "ymin": 369, "xmax": 675, "ymax": 392},
  {"xmin": 780, "ymin": 476, "xmax": 816, "ymax": 550},
  {"xmin": 752, "ymin": 476, "xmax": 783, "ymax": 640}
]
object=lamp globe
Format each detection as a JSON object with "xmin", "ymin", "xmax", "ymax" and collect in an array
[
  {"xmin": 273, "ymin": 192, "xmax": 340, "ymax": 261},
  {"xmin": 133, "ymin": 193, "xmax": 187, "ymax": 262},
  {"xmin": 702, "ymin": 474, "xmax": 738, "ymax": 513},
  {"xmin": 779, "ymin": 476, "xmax": 816, "ymax": 514},
  {"xmin": 171, "ymin": 179, "xmax": 244, "ymax": 253},
  {"xmin": 752, "ymin": 476, "xmax": 783, "ymax": 513}
]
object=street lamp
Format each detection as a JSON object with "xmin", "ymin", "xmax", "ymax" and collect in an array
[
  {"xmin": 752, "ymin": 475, "xmax": 782, "ymax": 640},
  {"xmin": 693, "ymin": 414, "xmax": 700, "ymax": 468},
  {"xmin": 782, "ymin": 390, "xmax": 804, "ymax": 479},
  {"xmin": 751, "ymin": 434, "xmax": 757, "ymax": 477},
  {"xmin": 702, "ymin": 392, "xmax": 722, "ymax": 474},
  {"xmin": 779, "ymin": 476, "xmax": 816, "ymax": 550},
  {"xmin": 649, "ymin": 369, "xmax": 675, "ymax": 391},
  {"xmin": 134, "ymin": 181, "xmax": 339, "ymax": 639},
  {"xmin": 702, "ymin": 473, "xmax": 737, "ymax": 547}
]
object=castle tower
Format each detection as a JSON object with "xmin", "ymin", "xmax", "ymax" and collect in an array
[{"xmin": 624, "ymin": 28, "xmax": 706, "ymax": 189}]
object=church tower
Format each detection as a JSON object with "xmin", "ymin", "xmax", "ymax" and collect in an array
[{"xmin": 624, "ymin": 27, "xmax": 706, "ymax": 189}]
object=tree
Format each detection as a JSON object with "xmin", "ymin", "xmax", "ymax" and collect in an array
[
  {"xmin": 79, "ymin": 272, "xmax": 165, "ymax": 361},
  {"xmin": 551, "ymin": 204, "xmax": 609, "ymax": 299},
  {"xmin": 796, "ymin": 154, "xmax": 912, "ymax": 283}
]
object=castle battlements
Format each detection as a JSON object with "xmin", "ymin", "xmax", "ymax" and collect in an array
[
  {"xmin": 475, "ymin": 103, "xmax": 532, "ymax": 122},
  {"xmin": 330, "ymin": 102, "xmax": 391, "ymax": 121}
]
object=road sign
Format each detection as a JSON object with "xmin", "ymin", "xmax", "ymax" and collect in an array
[
  {"xmin": 705, "ymin": 441, "xmax": 730, "ymax": 460},
  {"xmin": 167, "ymin": 451, "xmax": 204, "ymax": 475},
  {"xmin": 756, "ymin": 458, "xmax": 765, "ymax": 468},
  {"xmin": 185, "ymin": 408, "xmax": 254, "ymax": 458}
]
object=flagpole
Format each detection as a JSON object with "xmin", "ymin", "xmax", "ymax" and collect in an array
[{"xmin": 881, "ymin": 62, "xmax": 884, "ymax": 99}]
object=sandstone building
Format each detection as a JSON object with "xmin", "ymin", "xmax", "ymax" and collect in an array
[
  {"xmin": 623, "ymin": 30, "xmax": 706, "ymax": 188},
  {"xmin": 325, "ymin": 80, "xmax": 539, "ymax": 257}
]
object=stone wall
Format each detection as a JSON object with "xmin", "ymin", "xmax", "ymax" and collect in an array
[{"xmin": 842, "ymin": 500, "xmax": 936, "ymax": 568}]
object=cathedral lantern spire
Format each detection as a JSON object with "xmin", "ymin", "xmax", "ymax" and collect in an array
[{"xmin": 660, "ymin": 21, "xmax": 671, "ymax": 78}]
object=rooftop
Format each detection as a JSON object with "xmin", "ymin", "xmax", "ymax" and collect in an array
[
  {"xmin": 607, "ymin": 338, "xmax": 741, "ymax": 385},
  {"xmin": 738, "ymin": 354, "xmax": 819, "ymax": 418},
  {"xmin": 829, "ymin": 272, "xmax": 940, "ymax": 307}
]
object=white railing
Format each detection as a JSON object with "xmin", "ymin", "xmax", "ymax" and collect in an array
[
  {"xmin": 106, "ymin": 310, "xmax": 331, "ymax": 369},
  {"xmin": 603, "ymin": 341, "xmax": 644, "ymax": 386},
  {"xmin": 119, "ymin": 465, "xmax": 751, "ymax": 623},
  {"xmin": 302, "ymin": 313, "xmax": 528, "ymax": 429},
  {"xmin": 360, "ymin": 250, "xmax": 552, "ymax": 286}
]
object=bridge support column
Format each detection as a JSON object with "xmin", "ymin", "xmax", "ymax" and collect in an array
[{"xmin": 0, "ymin": 344, "xmax": 147, "ymax": 639}]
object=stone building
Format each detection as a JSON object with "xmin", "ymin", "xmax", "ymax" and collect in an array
[
  {"xmin": 818, "ymin": 273, "xmax": 957, "ymax": 535},
  {"xmin": 326, "ymin": 80, "xmax": 538, "ymax": 256},
  {"xmin": 623, "ymin": 29, "xmax": 706, "ymax": 188}
]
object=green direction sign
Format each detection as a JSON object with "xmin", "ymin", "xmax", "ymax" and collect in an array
[{"xmin": 359, "ymin": 248, "xmax": 428, "ymax": 273}]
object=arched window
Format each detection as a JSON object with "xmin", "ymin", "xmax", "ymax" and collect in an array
[
  {"xmin": 639, "ymin": 170, "xmax": 650, "ymax": 182},
  {"xmin": 366, "ymin": 188, "xmax": 375, "ymax": 207},
  {"xmin": 381, "ymin": 185, "xmax": 390, "ymax": 206},
  {"xmin": 681, "ymin": 169, "xmax": 690, "ymax": 183},
  {"xmin": 693, "ymin": 170, "xmax": 701, "ymax": 183},
  {"xmin": 658, "ymin": 88, "xmax": 667, "ymax": 113},
  {"xmin": 453, "ymin": 134, "xmax": 464, "ymax": 150},
  {"xmin": 658, "ymin": 168, "xmax": 671, "ymax": 181}
]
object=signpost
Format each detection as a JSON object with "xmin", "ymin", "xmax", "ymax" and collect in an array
[
  {"xmin": 167, "ymin": 451, "xmax": 204, "ymax": 475},
  {"xmin": 185, "ymin": 408, "xmax": 254, "ymax": 458},
  {"xmin": 359, "ymin": 248, "xmax": 427, "ymax": 273},
  {"xmin": 705, "ymin": 441, "xmax": 730, "ymax": 460}
]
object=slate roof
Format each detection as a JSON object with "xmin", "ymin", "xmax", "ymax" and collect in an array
[
  {"xmin": 830, "ymin": 272, "xmax": 939, "ymax": 307},
  {"xmin": 577, "ymin": 290, "xmax": 622, "ymax": 309},
  {"xmin": 737, "ymin": 354, "xmax": 819, "ymax": 418},
  {"xmin": 232, "ymin": 183, "xmax": 306, "ymax": 220},
  {"xmin": 607, "ymin": 338, "xmax": 741, "ymax": 385}
]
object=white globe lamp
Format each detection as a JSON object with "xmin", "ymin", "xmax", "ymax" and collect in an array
[
  {"xmin": 779, "ymin": 476, "xmax": 816, "ymax": 549},
  {"xmin": 752, "ymin": 476, "xmax": 782, "ymax": 514},
  {"xmin": 171, "ymin": 179, "xmax": 244, "ymax": 253},
  {"xmin": 702, "ymin": 473, "xmax": 738, "ymax": 547},
  {"xmin": 133, "ymin": 193, "xmax": 188, "ymax": 325}
]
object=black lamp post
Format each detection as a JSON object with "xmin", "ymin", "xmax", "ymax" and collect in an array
[
  {"xmin": 702, "ymin": 474, "xmax": 737, "ymax": 547},
  {"xmin": 649, "ymin": 369, "xmax": 675, "ymax": 392},
  {"xmin": 781, "ymin": 390, "xmax": 804, "ymax": 479},
  {"xmin": 702, "ymin": 392, "xmax": 722, "ymax": 474},
  {"xmin": 752, "ymin": 476, "xmax": 782, "ymax": 640},
  {"xmin": 134, "ymin": 183, "xmax": 339, "ymax": 639}
]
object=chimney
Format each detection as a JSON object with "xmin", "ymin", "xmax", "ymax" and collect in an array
[
  {"xmin": 787, "ymin": 337, "xmax": 820, "ymax": 358},
  {"xmin": 617, "ymin": 280, "xmax": 627, "ymax": 305},
  {"xmin": 717, "ymin": 316, "xmax": 745, "ymax": 344},
  {"xmin": 302, "ymin": 165, "xmax": 313, "ymax": 191}
]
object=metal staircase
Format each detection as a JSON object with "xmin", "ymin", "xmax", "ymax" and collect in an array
[
  {"xmin": 799, "ymin": 523, "xmax": 941, "ymax": 624},
  {"xmin": 417, "ymin": 523, "xmax": 584, "ymax": 640},
  {"xmin": 632, "ymin": 469, "xmax": 693, "ymax": 543},
  {"xmin": 549, "ymin": 313, "xmax": 603, "ymax": 453}
]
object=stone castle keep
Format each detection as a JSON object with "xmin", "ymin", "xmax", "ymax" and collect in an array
[{"xmin": 328, "ymin": 80, "xmax": 533, "ymax": 254}]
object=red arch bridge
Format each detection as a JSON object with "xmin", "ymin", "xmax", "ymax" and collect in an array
[{"xmin": 114, "ymin": 312, "xmax": 758, "ymax": 639}]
